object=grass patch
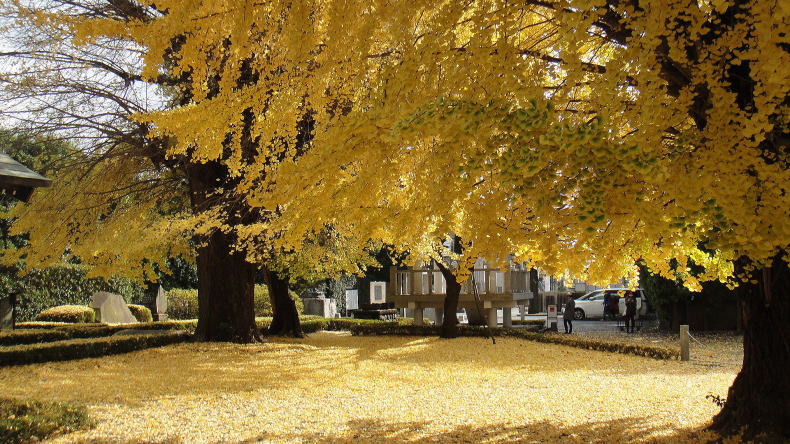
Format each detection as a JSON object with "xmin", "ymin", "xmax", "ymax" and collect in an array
[{"xmin": 0, "ymin": 397, "xmax": 93, "ymax": 443}]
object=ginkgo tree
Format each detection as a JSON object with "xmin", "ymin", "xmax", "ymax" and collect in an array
[
  {"xmin": 1, "ymin": 0, "xmax": 372, "ymax": 341},
  {"xmin": 8, "ymin": 0, "xmax": 788, "ymax": 438}
]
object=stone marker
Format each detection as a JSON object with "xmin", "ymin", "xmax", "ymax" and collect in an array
[
  {"xmin": 302, "ymin": 291, "xmax": 337, "ymax": 318},
  {"xmin": 0, "ymin": 296, "xmax": 13, "ymax": 329},
  {"xmin": 151, "ymin": 285, "xmax": 168, "ymax": 321},
  {"xmin": 91, "ymin": 292, "xmax": 138, "ymax": 324}
]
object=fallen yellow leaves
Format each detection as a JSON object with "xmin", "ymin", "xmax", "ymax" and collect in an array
[{"xmin": 0, "ymin": 332, "xmax": 736, "ymax": 443}]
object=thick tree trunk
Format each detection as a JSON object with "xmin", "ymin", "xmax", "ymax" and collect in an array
[
  {"xmin": 436, "ymin": 262, "xmax": 460, "ymax": 338},
  {"xmin": 194, "ymin": 229, "xmax": 259, "ymax": 342},
  {"xmin": 710, "ymin": 253, "xmax": 790, "ymax": 440},
  {"xmin": 187, "ymin": 160, "xmax": 260, "ymax": 343},
  {"xmin": 264, "ymin": 267, "xmax": 303, "ymax": 337}
]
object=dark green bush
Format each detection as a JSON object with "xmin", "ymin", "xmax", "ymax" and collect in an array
[
  {"xmin": 13, "ymin": 263, "xmax": 144, "ymax": 322},
  {"xmin": 127, "ymin": 304, "xmax": 153, "ymax": 323},
  {"xmin": 0, "ymin": 397, "xmax": 94, "ymax": 443},
  {"xmin": 168, "ymin": 286, "xmax": 304, "ymax": 320},
  {"xmin": 0, "ymin": 331, "xmax": 191, "ymax": 366},
  {"xmin": 34, "ymin": 305, "xmax": 95, "ymax": 323},
  {"xmin": 165, "ymin": 288, "xmax": 199, "ymax": 320},
  {"xmin": 253, "ymin": 285, "xmax": 303, "ymax": 317}
]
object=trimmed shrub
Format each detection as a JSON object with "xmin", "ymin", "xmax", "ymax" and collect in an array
[
  {"xmin": 510, "ymin": 319, "xmax": 546, "ymax": 327},
  {"xmin": 127, "ymin": 304, "xmax": 153, "ymax": 323},
  {"xmin": 0, "ymin": 331, "xmax": 192, "ymax": 366},
  {"xmin": 341, "ymin": 322, "xmax": 679, "ymax": 360},
  {"xmin": 0, "ymin": 321, "xmax": 198, "ymax": 347},
  {"xmin": 0, "ymin": 329, "xmax": 70, "ymax": 346},
  {"xmin": 166, "ymin": 288, "xmax": 199, "ymax": 320},
  {"xmin": 0, "ymin": 397, "xmax": 94, "ymax": 443},
  {"xmin": 11, "ymin": 321, "xmax": 72, "ymax": 329},
  {"xmin": 35, "ymin": 305, "xmax": 95, "ymax": 323}
]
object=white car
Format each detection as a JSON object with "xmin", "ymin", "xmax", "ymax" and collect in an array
[{"xmin": 565, "ymin": 288, "xmax": 647, "ymax": 320}]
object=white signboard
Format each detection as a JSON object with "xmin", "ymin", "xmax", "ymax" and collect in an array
[{"xmin": 345, "ymin": 289, "xmax": 359, "ymax": 310}]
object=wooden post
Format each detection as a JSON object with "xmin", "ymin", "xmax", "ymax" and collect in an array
[
  {"xmin": 388, "ymin": 266, "xmax": 396, "ymax": 299},
  {"xmin": 680, "ymin": 324, "xmax": 690, "ymax": 361}
]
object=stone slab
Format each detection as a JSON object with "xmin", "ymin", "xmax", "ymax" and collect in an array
[
  {"xmin": 0, "ymin": 296, "xmax": 12, "ymax": 329},
  {"xmin": 91, "ymin": 292, "xmax": 138, "ymax": 324},
  {"xmin": 303, "ymin": 297, "xmax": 337, "ymax": 318}
]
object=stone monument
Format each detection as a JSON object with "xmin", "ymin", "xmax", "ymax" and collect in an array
[
  {"xmin": 149, "ymin": 285, "xmax": 168, "ymax": 321},
  {"xmin": 302, "ymin": 290, "xmax": 337, "ymax": 318},
  {"xmin": 91, "ymin": 292, "xmax": 138, "ymax": 324},
  {"xmin": 0, "ymin": 295, "xmax": 14, "ymax": 329}
]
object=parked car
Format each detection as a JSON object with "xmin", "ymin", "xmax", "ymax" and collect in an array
[{"xmin": 564, "ymin": 288, "xmax": 647, "ymax": 320}]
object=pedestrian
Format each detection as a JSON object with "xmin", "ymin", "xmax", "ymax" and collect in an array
[
  {"xmin": 602, "ymin": 292, "xmax": 611, "ymax": 321},
  {"xmin": 563, "ymin": 297, "xmax": 575, "ymax": 334},
  {"xmin": 624, "ymin": 291, "xmax": 637, "ymax": 333}
]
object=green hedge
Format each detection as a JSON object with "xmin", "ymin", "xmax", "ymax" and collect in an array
[
  {"xmin": 127, "ymin": 304, "xmax": 153, "ymax": 323},
  {"xmin": 0, "ymin": 331, "xmax": 192, "ymax": 366},
  {"xmin": 510, "ymin": 319, "xmax": 546, "ymax": 326},
  {"xmin": 0, "ymin": 397, "xmax": 94, "ymax": 444},
  {"xmin": 0, "ymin": 329, "xmax": 70, "ymax": 346},
  {"xmin": 34, "ymin": 305, "xmax": 95, "ymax": 323},
  {"xmin": 338, "ymin": 322, "xmax": 678, "ymax": 360},
  {"xmin": 13, "ymin": 322, "xmax": 73, "ymax": 329},
  {"xmin": 0, "ymin": 321, "xmax": 198, "ymax": 347}
]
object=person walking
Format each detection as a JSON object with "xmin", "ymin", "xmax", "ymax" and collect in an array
[
  {"xmin": 624, "ymin": 292, "xmax": 637, "ymax": 333},
  {"xmin": 563, "ymin": 297, "xmax": 575, "ymax": 334}
]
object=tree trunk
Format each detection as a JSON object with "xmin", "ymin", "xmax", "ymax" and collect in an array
[
  {"xmin": 436, "ymin": 262, "xmax": 460, "ymax": 338},
  {"xmin": 710, "ymin": 253, "xmax": 790, "ymax": 440},
  {"xmin": 264, "ymin": 267, "xmax": 303, "ymax": 337},
  {"xmin": 187, "ymin": 160, "xmax": 260, "ymax": 343},
  {"xmin": 194, "ymin": 229, "xmax": 259, "ymax": 342}
]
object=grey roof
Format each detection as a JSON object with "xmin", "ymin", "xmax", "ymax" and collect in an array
[{"xmin": 0, "ymin": 153, "xmax": 51, "ymax": 188}]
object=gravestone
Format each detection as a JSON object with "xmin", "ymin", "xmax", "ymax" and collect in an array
[
  {"xmin": 0, "ymin": 296, "xmax": 13, "ymax": 329},
  {"xmin": 91, "ymin": 292, "xmax": 137, "ymax": 324},
  {"xmin": 151, "ymin": 285, "xmax": 168, "ymax": 321}
]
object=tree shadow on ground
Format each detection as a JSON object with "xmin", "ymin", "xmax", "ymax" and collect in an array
[
  {"xmin": 275, "ymin": 332, "xmax": 735, "ymax": 378},
  {"xmin": 234, "ymin": 417, "xmax": 722, "ymax": 444},
  {"xmin": 0, "ymin": 332, "xmax": 734, "ymax": 407}
]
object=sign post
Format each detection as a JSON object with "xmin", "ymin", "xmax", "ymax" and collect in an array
[{"xmin": 546, "ymin": 304, "xmax": 558, "ymax": 331}]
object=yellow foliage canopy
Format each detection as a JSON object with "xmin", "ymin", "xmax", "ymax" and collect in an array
[{"xmin": 14, "ymin": 0, "xmax": 790, "ymax": 286}]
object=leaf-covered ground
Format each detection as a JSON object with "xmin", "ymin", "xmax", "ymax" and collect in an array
[{"xmin": 0, "ymin": 332, "xmax": 739, "ymax": 443}]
